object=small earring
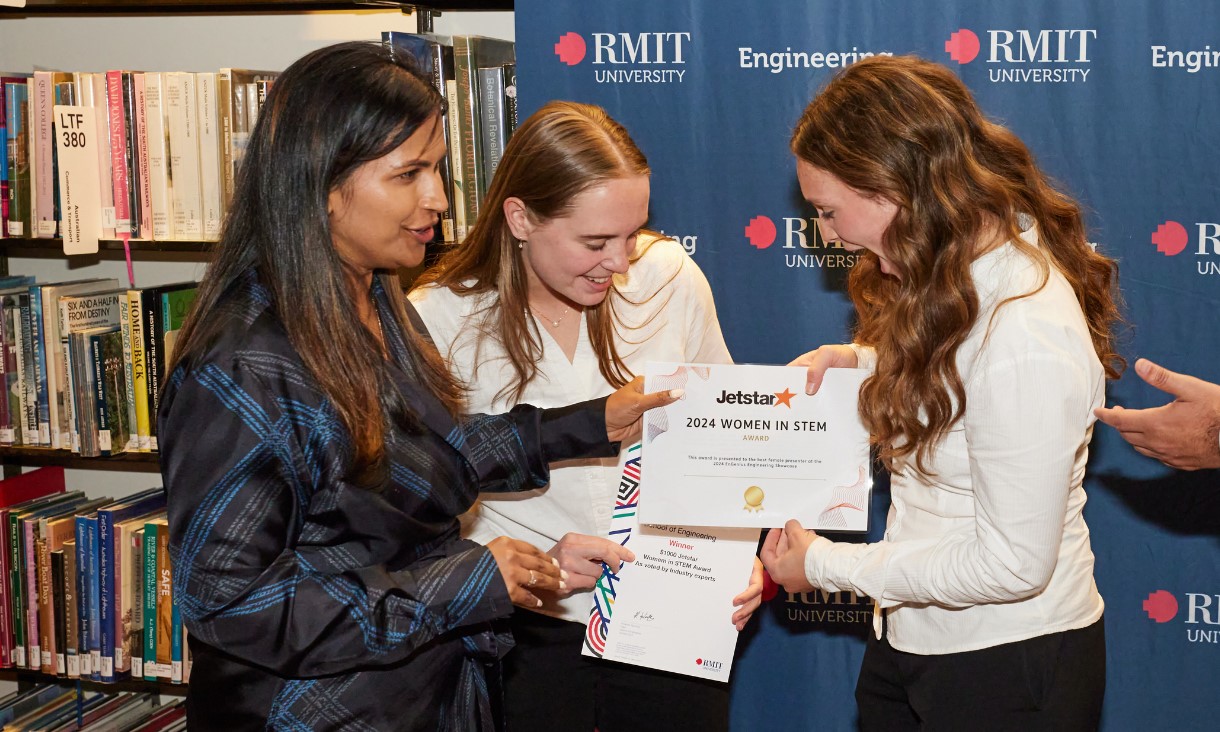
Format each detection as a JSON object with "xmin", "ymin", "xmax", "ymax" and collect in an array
[{"xmin": 518, "ymin": 239, "xmax": 525, "ymax": 250}]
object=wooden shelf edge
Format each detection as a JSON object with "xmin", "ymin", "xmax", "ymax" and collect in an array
[
  {"xmin": 0, "ymin": 238, "xmax": 216, "ymax": 256},
  {"xmin": 0, "ymin": 447, "xmax": 161, "ymax": 472},
  {"xmin": 0, "ymin": 667, "xmax": 187, "ymax": 693}
]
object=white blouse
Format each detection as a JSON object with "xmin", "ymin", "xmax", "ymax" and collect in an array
[
  {"xmin": 807, "ymin": 228, "xmax": 1106, "ymax": 655},
  {"xmin": 410, "ymin": 237, "xmax": 733, "ymax": 622}
]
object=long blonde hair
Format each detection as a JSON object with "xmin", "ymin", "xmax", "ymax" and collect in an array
[
  {"xmin": 791, "ymin": 55, "xmax": 1124, "ymax": 473},
  {"xmin": 415, "ymin": 101, "xmax": 654, "ymax": 403}
]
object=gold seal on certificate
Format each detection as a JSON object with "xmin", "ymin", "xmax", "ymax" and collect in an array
[{"xmin": 639, "ymin": 362, "xmax": 872, "ymax": 530}]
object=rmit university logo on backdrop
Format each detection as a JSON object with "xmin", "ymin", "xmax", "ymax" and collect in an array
[
  {"xmin": 784, "ymin": 588, "xmax": 874, "ymax": 627},
  {"xmin": 1151, "ymin": 219, "xmax": 1220, "ymax": 275},
  {"xmin": 1143, "ymin": 589, "xmax": 1220, "ymax": 646},
  {"xmin": 553, "ymin": 31, "xmax": 691, "ymax": 84},
  {"xmin": 744, "ymin": 214, "xmax": 861, "ymax": 270},
  {"xmin": 945, "ymin": 27, "xmax": 1097, "ymax": 83}
]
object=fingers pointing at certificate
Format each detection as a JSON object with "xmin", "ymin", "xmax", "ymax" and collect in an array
[{"xmin": 548, "ymin": 532, "xmax": 637, "ymax": 595}]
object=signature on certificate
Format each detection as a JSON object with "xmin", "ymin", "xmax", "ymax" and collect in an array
[{"xmin": 633, "ymin": 610, "xmax": 655, "ymax": 622}]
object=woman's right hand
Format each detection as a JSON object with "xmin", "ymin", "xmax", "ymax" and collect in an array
[
  {"xmin": 788, "ymin": 345, "xmax": 859, "ymax": 395},
  {"xmin": 487, "ymin": 536, "xmax": 566, "ymax": 609},
  {"xmin": 547, "ymin": 532, "xmax": 636, "ymax": 595}
]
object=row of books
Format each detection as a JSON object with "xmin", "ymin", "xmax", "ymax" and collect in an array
[
  {"xmin": 0, "ymin": 685, "xmax": 183, "ymax": 731},
  {"xmin": 0, "ymin": 470, "xmax": 189, "ymax": 686},
  {"xmin": 0, "ymin": 275, "xmax": 198, "ymax": 456},
  {"xmin": 1, "ymin": 68, "xmax": 277, "ymax": 243},
  {"xmin": 382, "ymin": 33, "xmax": 519, "ymax": 245}
]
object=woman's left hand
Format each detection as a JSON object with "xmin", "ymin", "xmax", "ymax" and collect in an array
[
  {"xmin": 730, "ymin": 557, "xmax": 766, "ymax": 631},
  {"xmin": 760, "ymin": 519, "xmax": 820, "ymax": 593},
  {"xmin": 605, "ymin": 376, "xmax": 683, "ymax": 443}
]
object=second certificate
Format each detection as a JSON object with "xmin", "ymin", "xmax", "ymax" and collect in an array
[{"xmin": 640, "ymin": 362, "xmax": 871, "ymax": 530}]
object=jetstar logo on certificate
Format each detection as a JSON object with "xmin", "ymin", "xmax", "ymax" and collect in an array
[
  {"xmin": 714, "ymin": 388, "xmax": 797, "ymax": 407},
  {"xmin": 641, "ymin": 362, "xmax": 871, "ymax": 530}
]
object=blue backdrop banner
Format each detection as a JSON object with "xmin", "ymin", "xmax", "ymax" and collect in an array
[{"xmin": 516, "ymin": 2, "xmax": 1220, "ymax": 729}]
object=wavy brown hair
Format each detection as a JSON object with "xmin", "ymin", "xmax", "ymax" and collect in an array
[
  {"xmin": 415, "ymin": 101, "xmax": 654, "ymax": 403},
  {"xmin": 170, "ymin": 42, "xmax": 461, "ymax": 483},
  {"xmin": 791, "ymin": 55, "xmax": 1123, "ymax": 473}
]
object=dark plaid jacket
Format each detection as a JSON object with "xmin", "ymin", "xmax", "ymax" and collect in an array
[{"xmin": 159, "ymin": 274, "xmax": 613, "ymax": 731}]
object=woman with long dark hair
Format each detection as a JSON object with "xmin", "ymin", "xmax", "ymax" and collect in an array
[
  {"xmin": 762, "ymin": 55, "xmax": 1123, "ymax": 730},
  {"xmin": 159, "ymin": 42, "xmax": 672, "ymax": 731}
]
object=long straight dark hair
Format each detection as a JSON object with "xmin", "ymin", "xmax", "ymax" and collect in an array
[{"xmin": 170, "ymin": 41, "xmax": 461, "ymax": 480}]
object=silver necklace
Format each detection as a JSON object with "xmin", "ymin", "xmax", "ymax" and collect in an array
[{"xmin": 529, "ymin": 303, "xmax": 571, "ymax": 328}]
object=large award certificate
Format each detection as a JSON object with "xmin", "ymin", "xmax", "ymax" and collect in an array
[
  {"xmin": 582, "ymin": 443, "xmax": 760, "ymax": 681},
  {"xmin": 639, "ymin": 362, "xmax": 871, "ymax": 530}
]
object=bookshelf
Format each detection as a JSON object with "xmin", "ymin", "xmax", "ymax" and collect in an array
[{"xmin": 0, "ymin": 2, "xmax": 516, "ymax": 709}]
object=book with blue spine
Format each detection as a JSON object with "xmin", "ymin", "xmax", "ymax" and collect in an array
[
  {"xmin": 73, "ymin": 512, "xmax": 93, "ymax": 678},
  {"xmin": 97, "ymin": 487, "xmax": 166, "ymax": 681}
]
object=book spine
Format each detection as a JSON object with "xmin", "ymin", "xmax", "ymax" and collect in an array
[
  {"xmin": 56, "ymin": 297, "xmax": 75, "ymax": 451},
  {"xmin": 134, "ymin": 73, "xmax": 153, "ymax": 240},
  {"xmin": 85, "ymin": 517, "xmax": 99, "ymax": 678},
  {"xmin": 143, "ymin": 289, "xmax": 162, "ymax": 450},
  {"xmin": 7, "ymin": 511, "xmax": 23, "ymax": 668},
  {"xmin": 0, "ymin": 304, "xmax": 10, "ymax": 443},
  {"xmin": 143, "ymin": 73, "xmax": 173, "ymax": 241},
  {"xmin": 105, "ymin": 71, "xmax": 132, "ymax": 237},
  {"xmin": 477, "ymin": 66, "xmax": 506, "ymax": 194},
  {"xmin": 50, "ymin": 550, "xmax": 65, "ymax": 675},
  {"xmin": 2, "ymin": 300, "xmax": 21, "ymax": 446},
  {"xmin": 0, "ymin": 510, "xmax": 10, "ymax": 667},
  {"xmin": 196, "ymin": 72, "xmax": 223, "ymax": 241},
  {"xmin": 216, "ymin": 71, "xmax": 234, "ymax": 209},
  {"xmin": 92, "ymin": 334, "xmax": 112, "ymax": 457},
  {"xmin": 129, "ymin": 528, "xmax": 143, "ymax": 679},
  {"xmin": 428, "ymin": 43, "xmax": 456, "ymax": 245},
  {"xmin": 88, "ymin": 73, "xmax": 116, "ymax": 238},
  {"xmin": 74, "ymin": 518, "xmax": 90, "ymax": 678},
  {"xmin": 18, "ymin": 297, "xmax": 37, "ymax": 445},
  {"xmin": 1, "ymin": 80, "xmax": 9, "ymax": 233},
  {"xmin": 22, "ymin": 520, "xmax": 39, "ymax": 669},
  {"xmin": 36, "ymin": 529, "xmax": 54, "ymax": 673},
  {"xmin": 30, "ymin": 287, "xmax": 50, "ymax": 446},
  {"xmin": 97, "ymin": 508, "xmax": 114, "ymax": 681},
  {"xmin": 118, "ymin": 296, "xmax": 138, "ymax": 452},
  {"xmin": 127, "ymin": 290, "xmax": 150, "ymax": 451},
  {"xmin": 170, "ymin": 599, "xmax": 182, "ymax": 683},
  {"xmin": 155, "ymin": 523, "xmax": 171, "ymax": 676},
  {"xmin": 6, "ymin": 82, "xmax": 30, "ymax": 237},
  {"xmin": 165, "ymin": 72, "xmax": 202, "ymax": 240},
  {"xmin": 32, "ymin": 72, "xmax": 55, "ymax": 238},
  {"xmin": 142, "ymin": 522, "xmax": 157, "ymax": 680},
  {"xmin": 64, "ymin": 542, "xmax": 78, "ymax": 678},
  {"xmin": 444, "ymin": 79, "xmax": 467, "ymax": 242},
  {"xmin": 503, "ymin": 63, "xmax": 518, "ymax": 138},
  {"xmin": 121, "ymin": 72, "xmax": 142, "ymax": 239},
  {"xmin": 453, "ymin": 38, "xmax": 482, "ymax": 230}
]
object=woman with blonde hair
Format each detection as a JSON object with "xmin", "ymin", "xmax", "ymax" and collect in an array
[
  {"xmin": 412, "ymin": 101, "xmax": 762, "ymax": 731},
  {"xmin": 762, "ymin": 55, "xmax": 1122, "ymax": 730}
]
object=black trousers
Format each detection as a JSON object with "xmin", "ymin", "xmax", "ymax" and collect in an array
[
  {"xmin": 856, "ymin": 615, "xmax": 1106, "ymax": 731},
  {"xmin": 500, "ymin": 609, "xmax": 729, "ymax": 732}
]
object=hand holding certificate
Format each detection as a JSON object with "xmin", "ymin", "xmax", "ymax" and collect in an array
[{"xmin": 638, "ymin": 362, "xmax": 872, "ymax": 530}]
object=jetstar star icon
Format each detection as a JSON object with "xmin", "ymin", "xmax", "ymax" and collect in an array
[{"xmin": 773, "ymin": 388, "xmax": 796, "ymax": 408}]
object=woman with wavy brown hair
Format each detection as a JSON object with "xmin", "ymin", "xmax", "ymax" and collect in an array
[
  {"xmin": 411, "ymin": 101, "xmax": 763, "ymax": 731},
  {"xmin": 761, "ymin": 55, "xmax": 1122, "ymax": 730}
]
